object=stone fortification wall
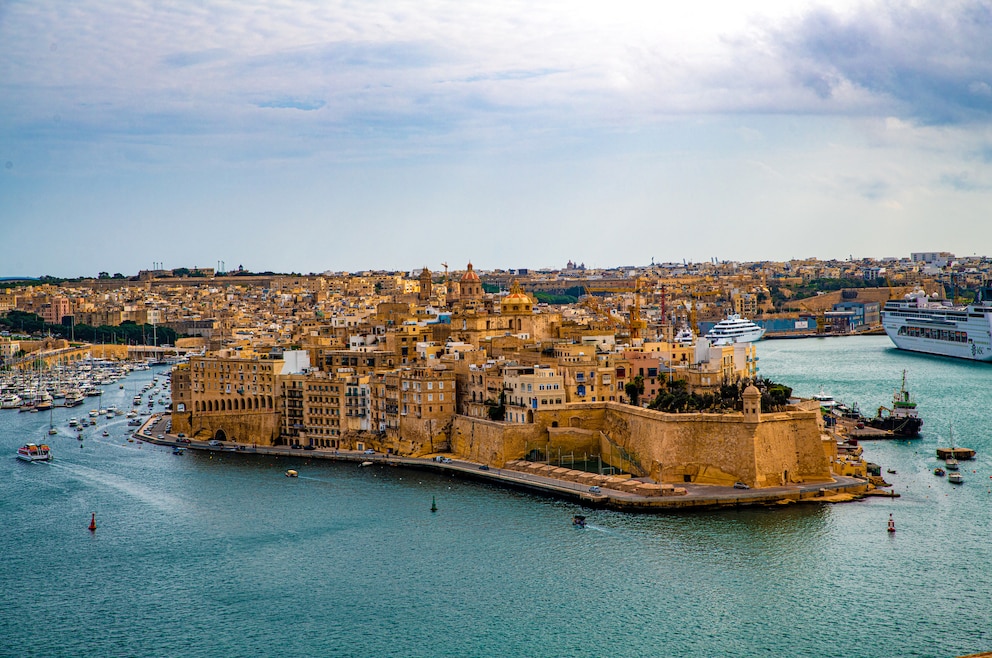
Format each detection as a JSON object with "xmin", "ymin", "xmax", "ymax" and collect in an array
[
  {"xmin": 447, "ymin": 402, "xmax": 832, "ymax": 489},
  {"xmin": 180, "ymin": 410, "xmax": 282, "ymax": 445},
  {"xmin": 450, "ymin": 416, "xmax": 544, "ymax": 465}
]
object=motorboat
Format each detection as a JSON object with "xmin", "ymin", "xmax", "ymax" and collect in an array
[
  {"xmin": 948, "ymin": 472, "xmax": 964, "ymax": 484},
  {"xmin": 17, "ymin": 443, "xmax": 53, "ymax": 462}
]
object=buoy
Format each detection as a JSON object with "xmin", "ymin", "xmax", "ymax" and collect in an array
[
  {"xmin": 431, "ymin": 496, "xmax": 437, "ymax": 513},
  {"xmin": 88, "ymin": 513, "xmax": 97, "ymax": 532},
  {"xmin": 887, "ymin": 513, "xmax": 895, "ymax": 533}
]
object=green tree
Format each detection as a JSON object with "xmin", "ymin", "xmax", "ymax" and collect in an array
[{"xmin": 625, "ymin": 375, "xmax": 645, "ymax": 406}]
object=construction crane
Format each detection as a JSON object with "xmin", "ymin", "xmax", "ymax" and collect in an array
[{"xmin": 583, "ymin": 278, "xmax": 647, "ymax": 340}]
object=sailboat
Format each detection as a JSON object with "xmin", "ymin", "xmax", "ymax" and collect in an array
[
  {"xmin": 47, "ymin": 406, "xmax": 57, "ymax": 435},
  {"xmin": 945, "ymin": 423, "xmax": 960, "ymax": 471}
]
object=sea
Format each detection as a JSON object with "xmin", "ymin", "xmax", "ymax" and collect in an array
[{"xmin": 1, "ymin": 337, "xmax": 990, "ymax": 658}]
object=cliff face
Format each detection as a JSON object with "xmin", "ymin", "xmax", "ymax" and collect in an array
[{"xmin": 450, "ymin": 402, "xmax": 832, "ymax": 488}]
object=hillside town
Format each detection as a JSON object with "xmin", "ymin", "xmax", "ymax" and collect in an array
[{"xmin": 1, "ymin": 252, "xmax": 985, "ymax": 494}]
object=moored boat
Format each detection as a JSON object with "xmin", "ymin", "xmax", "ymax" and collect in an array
[
  {"xmin": 882, "ymin": 286, "xmax": 992, "ymax": 362},
  {"xmin": 704, "ymin": 314, "xmax": 765, "ymax": 345},
  {"xmin": 865, "ymin": 370, "xmax": 923, "ymax": 437}
]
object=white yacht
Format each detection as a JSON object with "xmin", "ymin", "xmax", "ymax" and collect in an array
[
  {"xmin": 704, "ymin": 314, "xmax": 766, "ymax": 345},
  {"xmin": 1, "ymin": 393, "xmax": 22, "ymax": 409}
]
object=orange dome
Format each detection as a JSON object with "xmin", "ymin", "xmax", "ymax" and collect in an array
[{"xmin": 460, "ymin": 262, "xmax": 480, "ymax": 283}]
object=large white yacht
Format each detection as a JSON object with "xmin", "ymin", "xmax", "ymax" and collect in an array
[
  {"xmin": 882, "ymin": 289, "xmax": 992, "ymax": 362},
  {"xmin": 704, "ymin": 314, "xmax": 766, "ymax": 345}
]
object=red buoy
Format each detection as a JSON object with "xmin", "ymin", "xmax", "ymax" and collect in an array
[
  {"xmin": 88, "ymin": 513, "xmax": 97, "ymax": 532},
  {"xmin": 887, "ymin": 513, "xmax": 895, "ymax": 533}
]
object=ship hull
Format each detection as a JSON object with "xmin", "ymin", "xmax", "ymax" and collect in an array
[
  {"xmin": 866, "ymin": 415, "xmax": 923, "ymax": 437},
  {"xmin": 881, "ymin": 295, "xmax": 992, "ymax": 362}
]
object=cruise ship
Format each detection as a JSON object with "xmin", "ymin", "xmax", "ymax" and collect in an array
[
  {"xmin": 881, "ymin": 289, "xmax": 992, "ymax": 362},
  {"xmin": 704, "ymin": 314, "xmax": 766, "ymax": 345}
]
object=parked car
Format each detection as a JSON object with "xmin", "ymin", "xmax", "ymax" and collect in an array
[
  {"xmin": 364, "ymin": 449, "xmax": 375, "ymax": 454},
  {"xmin": 441, "ymin": 457, "xmax": 452, "ymax": 464},
  {"xmin": 178, "ymin": 437, "xmax": 191, "ymax": 444},
  {"xmin": 588, "ymin": 486, "xmax": 601, "ymax": 493},
  {"xmin": 177, "ymin": 433, "xmax": 186, "ymax": 438},
  {"xmin": 734, "ymin": 481, "xmax": 750, "ymax": 490},
  {"xmin": 156, "ymin": 434, "xmax": 165, "ymax": 440},
  {"xmin": 208, "ymin": 439, "xmax": 222, "ymax": 447},
  {"xmin": 304, "ymin": 445, "xmax": 315, "ymax": 450},
  {"xmin": 290, "ymin": 444, "xmax": 303, "ymax": 449},
  {"xmin": 478, "ymin": 464, "xmax": 490, "ymax": 471}
]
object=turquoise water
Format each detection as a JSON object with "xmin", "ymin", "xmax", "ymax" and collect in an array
[{"xmin": 2, "ymin": 341, "xmax": 991, "ymax": 657}]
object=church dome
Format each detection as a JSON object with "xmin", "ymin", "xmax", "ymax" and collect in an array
[
  {"xmin": 460, "ymin": 262, "xmax": 480, "ymax": 283},
  {"xmin": 501, "ymin": 280, "xmax": 533, "ymax": 314}
]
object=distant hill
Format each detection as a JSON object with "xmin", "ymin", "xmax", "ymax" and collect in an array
[{"xmin": 0, "ymin": 277, "xmax": 39, "ymax": 282}]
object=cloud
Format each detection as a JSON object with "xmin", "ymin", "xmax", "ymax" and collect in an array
[{"xmin": 767, "ymin": 0, "xmax": 992, "ymax": 125}]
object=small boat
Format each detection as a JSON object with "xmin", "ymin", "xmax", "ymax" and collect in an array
[
  {"xmin": 360, "ymin": 461, "xmax": 373, "ymax": 467},
  {"xmin": 886, "ymin": 469, "xmax": 897, "ymax": 474},
  {"xmin": 285, "ymin": 469, "xmax": 298, "ymax": 477},
  {"xmin": 948, "ymin": 472, "xmax": 964, "ymax": 484},
  {"xmin": 934, "ymin": 467, "xmax": 946, "ymax": 477},
  {"xmin": 17, "ymin": 443, "xmax": 53, "ymax": 462},
  {"xmin": 572, "ymin": 515, "xmax": 587, "ymax": 528},
  {"xmin": 48, "ymin": 427, "xmax": 58, "ymax": 435},
  {"xmin": 102, "ymin": 430, "xmax": 109, "ymax": 437},
  {"xmin": 173, "ymin": 447, "xmax": 185, "ymax": 455}
]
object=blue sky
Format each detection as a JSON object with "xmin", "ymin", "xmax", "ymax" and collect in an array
[{"xmin": 2, "ymin": 0, "xmax": 992, "ymax": 277}]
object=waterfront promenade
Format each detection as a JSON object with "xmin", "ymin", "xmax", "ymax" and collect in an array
[{"xmin": 137, "ymin": 414, "xmax": 869, "ymax": 511}]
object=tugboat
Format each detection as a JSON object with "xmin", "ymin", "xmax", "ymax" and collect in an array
[{"xmin": 866, "ymin": 370, "xmax": 923, "ymax": 437}]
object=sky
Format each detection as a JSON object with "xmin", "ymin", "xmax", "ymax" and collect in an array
[{"xmin": 2, "ymin": 0, "xmax": 992, "ymax": 278}]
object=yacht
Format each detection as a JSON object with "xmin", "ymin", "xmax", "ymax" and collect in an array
[
  {"xmin": 705, "ymin": 314, "xmax": 766, "ymax": 345},
  {"xmin": 1, "ymin": 394, "xmax": 22, "ymax": 409}
]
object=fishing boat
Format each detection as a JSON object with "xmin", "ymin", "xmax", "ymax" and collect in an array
[{"xmin": 17, "ymin": 443, "xmax": 53, "ymax": 462}]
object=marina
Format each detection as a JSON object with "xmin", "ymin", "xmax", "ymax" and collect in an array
[{"xmin": 2, "ymin": 338, "xmax": 992, "ymax": 656}]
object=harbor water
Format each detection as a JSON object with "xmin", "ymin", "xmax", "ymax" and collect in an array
[{"xmin": 2, "ymin": 338, "xmax": 991, "ymax": 657}]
